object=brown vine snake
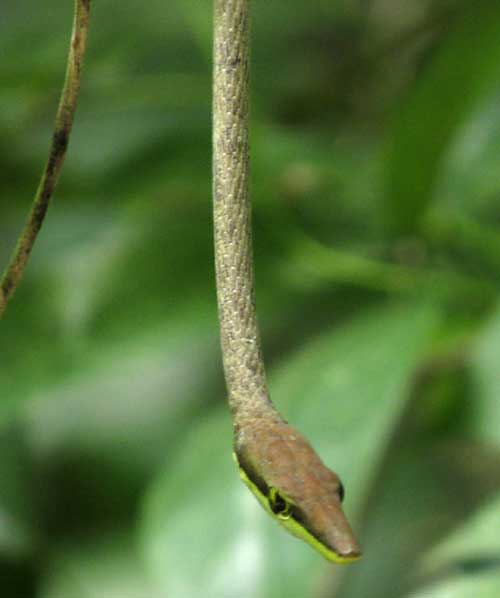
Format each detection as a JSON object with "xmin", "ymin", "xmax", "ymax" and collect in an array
[{"xmin": 213, "ymin": 0, "xmax": 360, "ymax": 562}]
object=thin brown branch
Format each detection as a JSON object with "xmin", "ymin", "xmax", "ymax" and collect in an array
[{"xmin": 0, "ymin": 0, "xmax": 91, "ymax": 318}]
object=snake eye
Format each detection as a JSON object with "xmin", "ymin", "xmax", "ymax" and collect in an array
[
  {"xmin": 268, "ymin": 487, "xmax": 291, "ymax": 519},
  {"xmin": 338, "ymin": 482, "xmax": 345, "ymax": 503}
]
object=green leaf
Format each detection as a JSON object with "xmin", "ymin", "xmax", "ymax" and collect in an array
[
  {"xmin": 435, "ymin": 91, "xmax": 500, "ymax": 216},
  {"xmin": 407, "ymin": 572, "xmax": 500, "ymax": 598},
  {"xmin": 0, "ymin": 425, "xmax": 36, "ymax": 559},
  {"xmin": 21, "ymin": 306, "xmax": 216, "ymax": 477},
  {"xmin": 173, "ymin": 0, "xmax": 212, "ymax": 61},
  {"xmin": 140, "ymin": 302, "xmax": 439, "ymax": 597},
  {"xmin": 418, "ymin": 491, "xmax": 500, "ymax": 576},
  {"xmin": 335, "ymin": 441, "xmax": 500, "ymax": 598},
  {"xmin": 469, "ymin": 305, "xmax": 500, "ymax": 448},
  {"xmin": 408, "ymin": 493, "xmax": 500, "ymax": 598},
  {"xmin": 384, "ymin": 1, "xmax": 500, "ymax": 235},
  {"xmin": 38, "ymin": 533, "xmax": 160, "ymax": 598}
]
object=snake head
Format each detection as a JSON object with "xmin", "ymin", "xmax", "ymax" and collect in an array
[{"xmin": 233, "ymin": 417, "xmax": 361, "ymax": 563}]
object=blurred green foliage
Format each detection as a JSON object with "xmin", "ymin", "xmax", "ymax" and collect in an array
[{"xmin": 1, "ymin": 1, "xmax": 500, "ymax": 597}]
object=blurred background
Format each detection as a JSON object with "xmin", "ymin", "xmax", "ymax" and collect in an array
[{"xmin": 1, "ymin": 1, "xmax": 500, "ymax": 596}]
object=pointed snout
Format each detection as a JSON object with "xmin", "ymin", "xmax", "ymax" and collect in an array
[{"xmin": 323, "ymin": 517, "xmax": 362, "ymax": 562}]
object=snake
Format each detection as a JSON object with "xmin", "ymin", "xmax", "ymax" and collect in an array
[{"xmin": 213, "ymin": 0, "xmax": 361, "ymax": 563}]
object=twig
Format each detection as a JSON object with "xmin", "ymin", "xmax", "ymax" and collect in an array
[{"xmin": 0, "ymin": 0, "xmax": 91, "ymax": 318}]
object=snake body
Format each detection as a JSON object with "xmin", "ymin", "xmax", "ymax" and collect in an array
[{"xmin": 213, "ymin": 0, "xmax": 361, "ymax": 562}]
